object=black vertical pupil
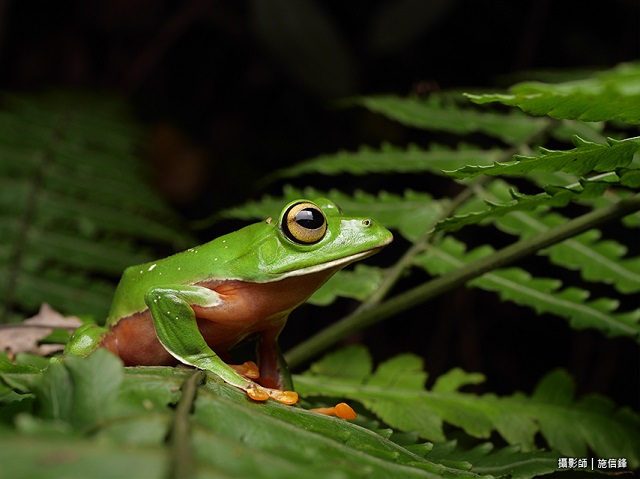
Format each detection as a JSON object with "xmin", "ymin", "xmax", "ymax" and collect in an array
[{"xmin": 296, "ymin": 208, "xmax": 323, "ymax": 229}]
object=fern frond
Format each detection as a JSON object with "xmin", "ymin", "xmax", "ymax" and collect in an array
[
  {"xmin": 496, "ymin": 211, "xmax": 640, "ymax": 294},
  {"xmin": 436, "ymin": 177, "xmax": 613, "ymax": 232},
  {"xmin": 446, "ymin": 136, "xmax": 640, "ymax": 179},
  {"xmin": 308, "ymin": 264, "xmax": 386, "ymax": 305},
  {"xmin": 295, "ymin": 347, "xmax": 640, "ymax": 468},
  {"xmin": 0, "ymin": 92, "xmax": 194, "ymax": 322},
  {"xmin": 272, "ymin": 142, "xmax": 501, "ymax": 179},
  {"xmin": 0, "ymin": 350, "xmax": 484, "ymax": 479},
  {"xmin": 348, "ymin": 95, "xmax": 548, "ymax": 143},
  {"xmin": 219, "ymin": 186, "xmax": 445, "ymax": 241},
  {"xmin": 466, "ymin": 61, "xmax": 640, "ymax": 123},
  {"xmin": 439, "ymin": 180, "xmax": 640, "ymax": 293},
  {"xmin": 428, "ymin": 442, "xmax": 559, "ymax": 479},
  {"xmin": 414, "ymin": 237, "xmax": 640, "ymax": 340}
]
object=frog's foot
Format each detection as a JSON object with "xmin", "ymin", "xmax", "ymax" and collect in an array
[
  {"xmin": 230, "ymin": 360, "xmax": 260, "ymax": 379},
  {"xmin": 245, "ymin": 383, "xmax": 298, "ymax": 405},
  {"xmin": 310, "ymin": 402, "xmax": 357, "ymax": 420}
]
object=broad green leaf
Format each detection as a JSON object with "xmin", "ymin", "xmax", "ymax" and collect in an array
[
  {"xmin": 466, "ymin": 62, "xmax": 640, "ymax": 124},
  {"xmin": 32, "ymin": 350, "xmax": 123, "ymax": 429},
  {"xmin": 349, "ymin": 95, "xmax": 547, "ymax": 143},
  {"xmin": 428, "ymin": 442, "xmax": 560, "ymax": 479},
  {"xmin": 194, "ymin": 380, "xmax": 474, "ymax": 479},
  {"xmin": 63, "ymin": 350, "xmax": 124, "ymax": 429},
  {"xmin": 32, "ymin": 359, "xmax": 74, "ymax": 423},
  {"xmin": 0, "ymin": 433, "xmax": 168, "ymax": 479},
  {"xmin": 0, "ymin": 352, "xmax": 483, "ymax": 479},
  {"xmin": 414, "ymin": 237, "xmax": 640, "ymax": 341},
  {"xmin": 446, "ymin": 136, "xmax": 640, "ymax": 179}
]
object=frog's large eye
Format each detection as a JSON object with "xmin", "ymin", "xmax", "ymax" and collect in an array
[{"xmin": 282, "ymin": 201, "xmax": 327, "ymax": 244}]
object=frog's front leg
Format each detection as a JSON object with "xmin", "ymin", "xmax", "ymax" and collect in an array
[{"xmin": 144, "ymin": 285, "xmax": 298, "ymax": 405}]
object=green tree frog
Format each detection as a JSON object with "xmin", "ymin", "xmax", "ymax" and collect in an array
[{"xmin": 66, "ymin": 198, "xmax": 392, "ymax": 408}]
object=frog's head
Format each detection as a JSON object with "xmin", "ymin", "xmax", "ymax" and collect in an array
[{"xmin": 258, "ymin": 198, "xmax": 393, "ymax": 278}]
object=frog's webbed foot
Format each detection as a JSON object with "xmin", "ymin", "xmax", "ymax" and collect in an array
[
  {"xmin": 245, "ymin": 383, "xmax": 298, "ymax": 405},
  {"xmin": 310, "ymin": 402, "xmax": 357, "ymax": 420}
]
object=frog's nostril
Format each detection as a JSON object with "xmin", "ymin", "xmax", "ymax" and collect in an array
[{"xmin": 362, "ymin": 219, "xmax": 372, "ymax": 227}]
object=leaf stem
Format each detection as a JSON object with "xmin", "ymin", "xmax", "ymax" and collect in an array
[
  {"xmin": 347, "ymin": 119, "xmax": 558, "ymax": 313},
  {"xmin": 286, "ymin": 192, "xmax": 640, "ymax": 368},
  {"xmin": 168, "ymin": 370, "xmax": 204, "ymax": 479}
]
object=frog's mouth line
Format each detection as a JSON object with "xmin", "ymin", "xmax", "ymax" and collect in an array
[{"xmin": 274, "ymin": 244, "xmax": 387, "ymax": 279}]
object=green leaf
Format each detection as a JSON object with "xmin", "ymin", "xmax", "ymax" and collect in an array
[
  {"xmin": 432, "ymin": 368, "xmax": 485, "ymax": 394},
  {"xmin": 436, "ymin": 177, "xmax": 612, "ymax": 232},
  {"xmin": 296, "ymin": 351, "xmax": 640, "ymax": 469},
  {"xmin": 496, "ymin": 210, "xmax": 640, "ymax": 294},
  {"xmin": 0, "ymin": 91, "xmax": 195, "ymax": 323},
  {"xmin": 1, "ymin": 352, "xmax": 485, "ymax": 479},
  {"xmin": 368, "ymin": 353, "xmax": 428, "ymax": 390},
  {"xmin": 349, "ymin": 95, "xmax": 547, "ymax": 143},
  {"xmin": 446, "ymin": 136, "xmax": 640, "ymax": 179},
  {"xmin": 272, "ymin": 142, "xmax": 501, "ymax": 179},
  {"xmin": 439, "ymin": 180, "xmax": 640, "ymax": 293},
  {"xmin": 218, "ymin": 186, "xmax": 446, "ymax": 242},
  {"xmin": 531, "ymin": 370, "xmax": 640, "ymax": 462},
  {"xmin": 63, "ymin": 350, "xmax": 124, "ymax": 429},
  {"xmin": 32, "ymin": 359, "xmax": 74, "ymax": 423},
  {"xmin": 466, "ymin": 62, "xmax": 640, "ymax": 123},
  {"xmin": 414, "ymin": 237, "xmax": 640, "ymax": 341},
  {"xmin": 33, "ymin": 350, "xmax": 124, "ymax": 429},
  {"xmin": 309, "ymin": 264, "xmax": 387, "ymax": 306},
  {"xmin": 0, "ymin": 433, "xmax": 168, "ymax": 479},
  {"xmin": 303, "ymin": 344, "xmax": 373, "ymax": 381},
  {"xmin": 428, "ymin": 442, "xmax": 559, "ymax": 479}
]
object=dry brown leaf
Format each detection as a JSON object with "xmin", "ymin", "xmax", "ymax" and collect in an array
[{"xmin": 0, "ymin": 304, "xmax": 83, "ymax": 356}]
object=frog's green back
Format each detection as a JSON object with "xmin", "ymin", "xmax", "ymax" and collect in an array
[{"xmin": 106, "ymin": 222, "xmax": 271, "ymax": 324}]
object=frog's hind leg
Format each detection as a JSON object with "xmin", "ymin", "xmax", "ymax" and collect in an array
[
  {"xmin": 144, "ymin": 285, "xmax": 298, "ymax": 405},
  {"xmin": 65, "ymin": 323, "xmax": 109, "ymax": 357}
]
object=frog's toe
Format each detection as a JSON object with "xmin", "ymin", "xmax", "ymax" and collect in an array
[
  {"xmin": 245, "ymin": 384, "xmax": 270, "ymax": 402},
  {"xmin": 266, "ymin": 388, "xmax": 298, "ymax": 405},
  {"xmin": 310, "ymin": 402, "xmax": 357, "ymax": 420},
  {"xmin": 244, "ymin": 383, "xmax": 298, "ymax": 405},
  {"xmin": 231, "ymin": 360, "xmax": 260, "ymax": 379}
]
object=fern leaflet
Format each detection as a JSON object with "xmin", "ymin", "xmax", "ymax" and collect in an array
[
  {"xmin": 272, "ymin": 142, "xmax": 501, "ymax": 179},
  {"xmin": 446, "ymin": 136, "xmax": 640, "ymax": 179},
  {"xmin": 295, "ymin": 346, "xmax": 640, "ymax": 468},
  {"xmin": 348, "ymin": 95, "xmax": 548, "ymax": 143},
  {"xmin": 414, "ymin": 237, "xmax": 640, "ymax": 340},
  {"xmin": 466, "ymin": 62, "xmax": 640, "ymax": 124},
  {"xmin": 0, "ymin": 92, "xmax": 194, "ymax": 322}
]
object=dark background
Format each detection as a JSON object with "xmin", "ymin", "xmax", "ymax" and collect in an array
[{"xmin": 1, "ymin": 0, "xmax": 638, "ymax": 410}]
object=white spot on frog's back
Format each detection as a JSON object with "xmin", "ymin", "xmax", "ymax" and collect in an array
[{"xmin": 148, "ymin": 264, "xmax": 157, "ymax": 272}]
